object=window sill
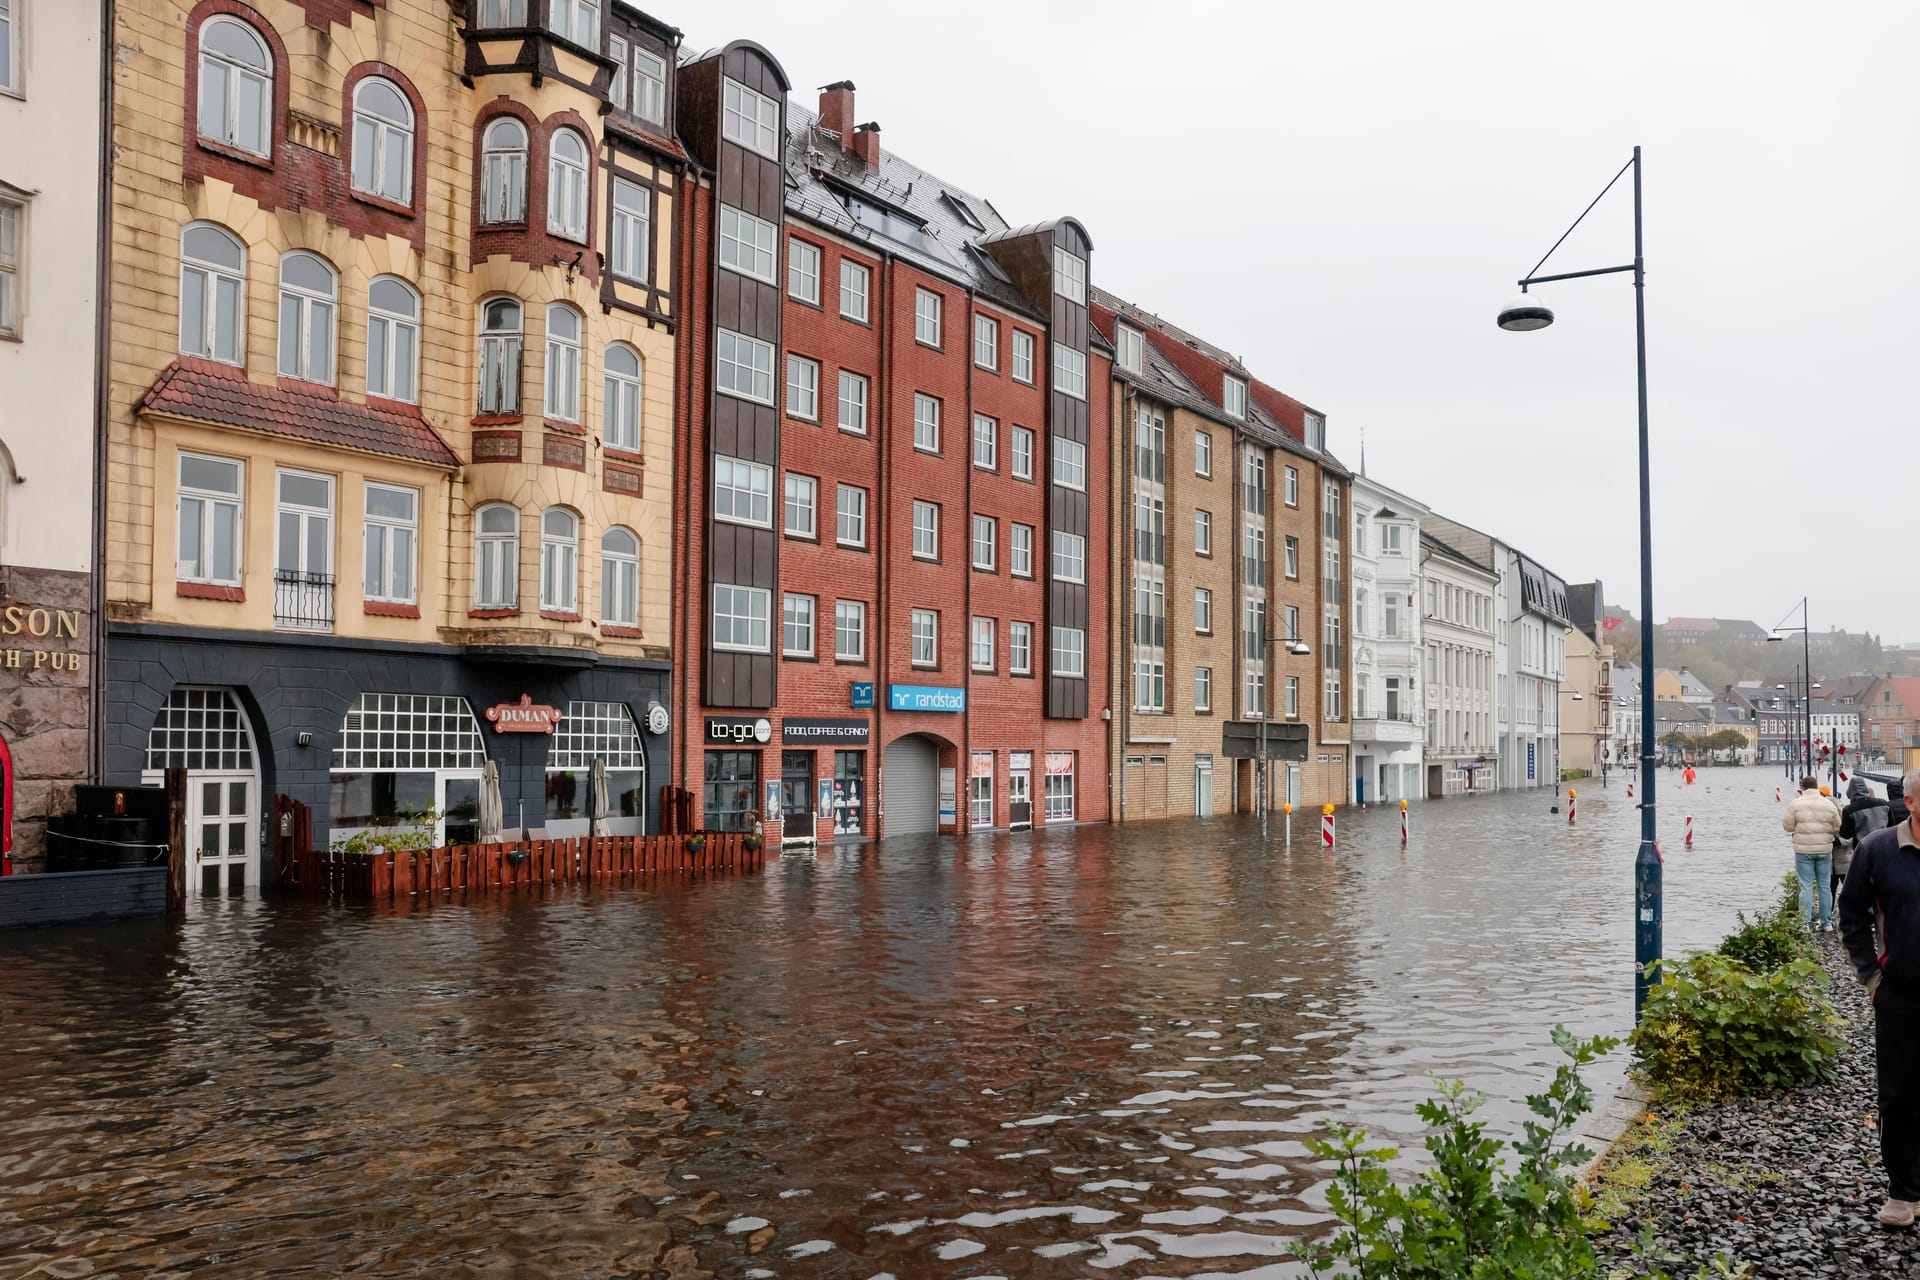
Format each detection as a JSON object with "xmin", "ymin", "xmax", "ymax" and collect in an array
[
  {"xmin": 600, "ymin": 625, "xmax": 644, "ymax": 639},
  {"xmin": 833, "ymin": 657, "xmax": 868, "ymax": 667},
  {"xmin": 195, "ymin": 137, "xmax": 274, "ymax": 172},
  {"xmin": 469, "ymin": 607, "xmax": 520, "ymax": 619},
  {"xmin": 539, "ymin": 610, "xmax": 583, "ymax": 622},
  {"xmin": 367, "ymin": 394, "xmax": 420, "ymax": 414},
  {"xmin": 603, "ymin": 446, "xmax": 646, "ymax": 466},
  {"xmin": 838, "ymin": 427, "xmax": 870, "ymax": 440},
  {"xmin": 543, "ymin": 418, "xmax": 586, "ymax": 436},
  {"xmin": 364, "ymin": 601, "xmax": 421, "ymax": 618},
  {"xmin": 782, "ymin": 652, "xmax": 818, "ymax": 663},
  {"xmin": 973, "ymin": 463, "xmax": 998, "ymax": 475},
  {"xmin": 177, "ymin": 582, "xmax": 245, "ymax": 602},
  {"xmin": 472, "ymin": 413, "xmax": 524, "ymax": 427},
  {"xmin": 785, "ymin": 532, "xmax": 819, "ymax": 544},
  {"xmin": 276, "ymin": 376, "xmax": 338, "ymax": 396},
  {"xmin": 834, "ymin": 542, "xmax": 869, "ymax": 554},
  {"xmin": 477, "ymin": 219, "xmax": 529, "ymax": 232},
  {"xmin": 350, "ymin": 188, "xmax": 418, "ymax": 220},
  {"xmin": 915, "ymin": 339, "xmax": 943, "ymax": 354}
]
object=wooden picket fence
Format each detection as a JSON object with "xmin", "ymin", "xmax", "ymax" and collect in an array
[{"xmin": 284, "ymin": 832, "xmax": 763, "ymax": 902}]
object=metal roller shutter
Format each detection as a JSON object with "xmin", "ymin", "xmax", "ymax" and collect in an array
[{"xmin": 882, "ymin": 735, "xmax": 938, "ymax": 837}]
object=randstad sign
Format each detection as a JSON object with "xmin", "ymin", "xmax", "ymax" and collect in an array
[{"xmin": 888, "ymin": 684, "xmax": 965, "ymax": 713}]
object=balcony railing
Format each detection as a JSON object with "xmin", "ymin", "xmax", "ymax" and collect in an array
[
  {"xmin": 274, "ymin": 569, "xmax": 336, "ymax": 632},
  {"xmin": 1356, "ymin": 710, "xmax": 1421, "ymax": 724}
]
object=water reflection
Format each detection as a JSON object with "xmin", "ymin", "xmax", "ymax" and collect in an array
[{"xmin": 0, "ymin": 771, "xmax": 1787, "ymax": 1276}]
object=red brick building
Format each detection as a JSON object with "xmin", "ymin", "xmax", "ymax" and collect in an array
[{"xmin": 672, "ymin": 74, "xmax": 1110, "ymax": 840}]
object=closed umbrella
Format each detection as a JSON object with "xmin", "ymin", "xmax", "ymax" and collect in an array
[
  {"xmin": 590, "ymin": 758, "xmax": 609, "ymax": 837},
  {"xmin": 479, "ymin": 758, "xmax": 504, "ymax": 844}
]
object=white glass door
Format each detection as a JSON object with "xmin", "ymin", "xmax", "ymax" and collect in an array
[{"xmin": 192, "ymin": 774, "xmax": 255, "ymax": 896}]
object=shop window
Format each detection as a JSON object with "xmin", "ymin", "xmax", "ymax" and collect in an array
[
  {"xmin": 545, "ymin": 700, "xmax": 646, "ymax": 835},
  {"xmin": 1044, "ymin": 753, "xmax": 1075, "ymax": 822},
  {"xmin": 329, "ymin": 693, "xmax": 488, "ymax": 847},
  {"xmin": 969, "ymin": 752, "xmax": 993, "ymax": 828},
  {"xmin": 703, "ymin": 750, "xmax": 758, "ymax": 832},
  {"xmin": 146, "ymin": 686, "xmax": 255, "ymax": 770},
  {"xmin": 830, "ymin": 750, "xmax": 865, "ymax": 836}
]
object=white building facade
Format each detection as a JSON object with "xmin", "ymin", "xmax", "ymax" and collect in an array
[
  {"xmin": 1349, "ymin": 475, "xmax": 1427, "ymax": 804},
  {"xmin": 1418, "ymin": 531, "xmax": 1498, "ymax": 796}
]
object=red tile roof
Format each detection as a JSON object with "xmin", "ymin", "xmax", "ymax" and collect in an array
[{"xmin": 141, "ymin": 358, "xmax": 462, "ymax": 469}]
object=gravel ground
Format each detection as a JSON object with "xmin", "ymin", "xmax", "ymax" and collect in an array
[{"xmin": 1593, "ymin": 935, "xmax": 1920, "ymax": 1279}]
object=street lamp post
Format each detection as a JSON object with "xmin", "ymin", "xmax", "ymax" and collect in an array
[
  {"xmin": 1259, "ymin": 631, "xmax": 1313, "ymax": 839},
  {"xmin": 1497, "ymin": 146, "xmax": 1661, "ymax": 1016},
  {"xmin": 1768, "ymin": 600, "xmax": 1815, "ymax": 786}
]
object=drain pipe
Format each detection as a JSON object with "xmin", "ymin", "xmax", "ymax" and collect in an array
[{"xmin": 1116, "ymin": 383, "xmax": 1136, "ymax": 826}]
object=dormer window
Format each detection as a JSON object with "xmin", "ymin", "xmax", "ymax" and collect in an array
[
  {"xmin": 1305, "ymin": 413, "xmax": 1325, "ymax": 450},
  {"xmin": 722, "ymin": 78, "xmax": 780, "ymax": 158},
  {"xmin": 1116, "ymin": 324, "xmax": 1144, "ymax": 375},
  {"xmin": 631, "ymin": 48, "xmax": 666, "ymax": 124},
  {"xmin": 1223, "ymin": 375, "xmax": 1247, "ymax": 420}
]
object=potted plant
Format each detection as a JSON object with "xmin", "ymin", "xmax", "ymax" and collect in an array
[
  {"xmin": 328, "ymin": 805, "xmax": 442, "ymax": 862},
  {"xmin": 684, "ymin": 833, "xmax": 707, "ymax": 854},
  {"xmin": 743, "ymin": 831, "xmax": 764, "ymax": 853}
]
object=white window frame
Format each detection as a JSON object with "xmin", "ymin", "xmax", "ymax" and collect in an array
[
  {"xmin": 1286, "ymin": 675, "xmax": 1300, "ymax": 719},
  {"xmin": 782, "ymin": 593, "xmax": 816, "ymax": 657},
  {"xmin": 1195, "ymin": 588, "xmax": 1213, "ymax": 634},
  {"xmin": 276, "ymin": 251, "xmax": 337, "ymax": 386},
  {"xmin": 1195, "ymin": 510, "xmax": 1212, "ymax": 555},
  {"xmin": 835, "ymin": 484, "xmax": 867, "ymax": 548},
  {"xmin": 911, "ymin": 500, "xmax": 939, "ymax": 561},
  {"xmin": 177, "ymin": 452, "xmax": 245, "ymax": 586},
  {"xmin": 712, "ymin": 454, "xmax": 774, "ymax": 528},
  {"xmin": 718, "ymin": 204, "xmax": 778, "ymax": 284},
  {"xmin": 1305, "ymin": 413, "xmax": 1326, "ymax": 451},
  {"xmin": 1195, "ymin": 667, "xmax": 1212, "ymax": 712},
  {"xmin": 839, "ymin": 259, "xmax": 870, "ymax": 321},
  {"xmin": 350, "ymin": 76, "xmax": 415, "ymax": 206},
  {"xmin": 1115, "ymin": 324, "xmax": 1144, "ymax": 374},
  {"xmin": 715, "ymin": 327, "xmax": 775, "ymax": 404},
  {"xmin": 363, "ymin": 483, "xmax": 419, "ymax": 605},
  {"xmin": 1051, "ymin": 626, "xmax": 1086, "ymax": 678},
  {"xmin": 547, "ymin": 0, "xmax": 600, "ymax": 47},
  {"xmin": 1010, "ymin": 524, "xmax": 1033, "ymax": 578},
  {"xmin": 974, "ymin": 313, "xmax": 998, "ymax": 369},
  {"xmin": 603, "ymin": 342, "xmax": 642, "ymax": 450},
  {"xmin": 788, "ymin": 238, "xmax": 821, "ymax": 304},
  {"xmin": 1052, "ymin": 245, "xmax": 1087, "ymax": 303},
  {"xmin": 910, "ymin": 609, "xmax": 938, "ymax": 667},
  {"xmin": 834, "ymin": 599, "xmax": 866, "ymax": 661},
  {"xmin": 1051, "ymin": 435, "xmax": 1087, "ymax": 490},
  {"xmin": 196, "ymin": 16, "xmax": 273, "ymax": 159},
  {"xmin": 178, "ymin": 221, "xmax": 246, "ymax": 364},
  {"xmin": 1224, "ymin": 375, "xmax": 1248, "ymax": 420},
  {"xmin": 914, "ymin": 287, "xmax": 942, "ymax": 347},
  {"xmin": 1009, "ymin": 622, "xmax": 1033, "ymax": 675},
  {"xmin": 1285, "ymin": 535, "xmax": 1300, "ymax": 579},
  {"xmin": 972, "ymin": 414, "xmax": 997, "ymax": 470},
  {"xmin": 1284, "ymin": 465, "xmax": 1300, "ymax": 507},
  {"xmin": 611, "ymin": 178, "xmax": 651, "ymax": 281},
  {"xmin": 721, "ymin": 78, "xmax": 780, "ymax": 159},
  {"xmin": 607, "ymin": 34, "xmax": 628, "ymax": 110},
  {"xmin": 1010, "ymin": 426, "xmax": 1034, "ymax": 481},
  {"xmin": 837, "ymin": 369, "xmax": 868, "ymax": 434},
  {"xmin": 784, "ymin": 472, "xmax": 817, "ymax": 538},
  {"xmin": 1051, "ymin": 530, "xmax": 1086, "ymax": 585},
  {"xmin": 786, "ymin": 354, "xmax": 819, "ymax": 421},
  {"xmin": 480, "ymin": 117, "xmax": 529, "ymax": 224},
  {"xmin": 631, "ymin": 47, "xmax": 666, "ymax": 125},
  {"xmin": 1053, "ymin": 343, "xmax": 1087, "ymax": 400},
  {"xmin": 712, "ymin": 583, "xmax": 772, "ymax": 653},
  {"xmin": 365, "ymin": 276, "xmax": 420, "ymax": 403},
  {"xmin": 1195, "ymin": 431, "xmax": 1212, "ymax": 477},
  {"xmin": 474, "ymin": 0, "xmax": 526, "ymax": 25},
  {"xmin": 473, "ymin": 504, "xmax": 519, "ymax": 609},
  {"xmin": 971, "ymin": 514, "xmax": 996, "ymax": 571},
  {"xmin": 0, "ymin": 0, "xmax": 19, "ymax": 97},
  {"xmin": 1012, "ymin": 330, "xmax": 1034, "ymax": 383},
  {"xmin": 971, "ymin": 617, "xmax": 995, "ymax": 672},
  {"xmin": 539, "ymin": 507, "xmax": 580, "ymax": 613},
  {"xmin": 546, "ymin": 128, "xmax": 589, "ymax": 241},
  {"xmin": 543, "ymin": 303, "xmax": 582, "ymax": 421},
  {"xmin": 913, "ymin": 393, "xmax": 940, "ymax": 453},
  {"xmin": 478, "ymin": 297, "xmax": 522, "ymax": 414},
  {"xmin": 601, "ymin": 526, "xmax": 639, "ymax": 627}
]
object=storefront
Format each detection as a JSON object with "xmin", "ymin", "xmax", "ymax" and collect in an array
[
  {"xmin": 1044, "ymin": 751, "xmax": 1077, "ymax": 823},
  {"xmin": 0, "ymin": 579, "xmax": 96, "ymax": 874},
  {"xmin": 105, "ymin": 627, "xmax": 672, "ymax": 891}
]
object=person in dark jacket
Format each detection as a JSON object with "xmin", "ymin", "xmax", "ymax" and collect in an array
[
  {"xmin": 1840, "ymin": 776, "xmax": 1892, "ymax": 899},
  {"xmin": 1839, "ymin": 765, "xmax": 1920, "ymax": 1228},
  {"xmin": 1891, "ymin": 775, "xmax": 1911, "ymax": 829}
]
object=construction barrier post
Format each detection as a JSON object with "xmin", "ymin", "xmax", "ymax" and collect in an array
[
  {"xmin": 1321, "ymin": 804, "xmax": 1336, "ymax": 850},
  {"xmin": 1568, "ymin": 789, "xmax": 1577, "ymax": 825},
  {"xmin": 1400, "ymin": 798, "xmax": 1408, "ymax": 845}
]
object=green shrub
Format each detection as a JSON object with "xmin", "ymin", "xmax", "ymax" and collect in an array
[
  {"xmin": 1715, "ymin": 872, "xmax": 1813, "ymax": 973},
  {"xmin": 1630, "ymin": 951, "xmax": 1841, "ymax": 1101}
]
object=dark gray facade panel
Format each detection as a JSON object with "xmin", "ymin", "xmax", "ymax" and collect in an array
[{"xmin": 0, "ymin": 868, "xmax": 167, "ymax": 930}]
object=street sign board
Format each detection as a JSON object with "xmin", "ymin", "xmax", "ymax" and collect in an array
[{"xmin": 1221, "ymin": 720, "xmax": 1309, "ymax": 761}]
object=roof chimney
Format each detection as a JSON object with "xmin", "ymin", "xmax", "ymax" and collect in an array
[
  {"xmin": 852, "ymin": 121, "xmax": 881, "ymax": 169},
  {"xmin": 818, "ymin": 80, "xmax": 855, "ymax": 147}
]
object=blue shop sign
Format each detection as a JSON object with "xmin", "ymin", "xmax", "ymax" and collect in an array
[
  {"xmin": 888, "ymin": 684, "xmax": 966, "ymax": 713},
  {"xmin": 850, "ymin": 682, "xmax": 876, "ymax": 709}
]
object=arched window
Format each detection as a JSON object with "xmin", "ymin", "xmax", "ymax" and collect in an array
[
  {"xmin": 350, "ymin": 76, "xmax": 414, "ymax": 205},
  {"xmin": 546, "ymin": 700, "xmax": 646, "ymax": 835},
  {"xmin": 603, "ymin": 342, "xmax": 641, "ymax": 451},
  {"xmin": 546, "ymin": 128, "xmax": 588, "ymax": 241},
  {"xmin": 197, "ymin": 16, "xmax": 272, "ymax": 158},
  {"xmin": 478, "ymin": 297, "xmax": 521, "ymax": 413},
  {"xmin": 601, "ymin": 526, "xmax": 638, "ymax": 627},
  {"xmin": 474, "ymin": 503, "xmax": 519, "ymax": 609},
  {"xmin": 179, "ymin": 223, "xmax": 245, "ymax": 364},
  {"xmin": 540, "ymin": 508, "xmax": 580, "ymax": 613},
  {"xmin": 277, "ymin": 251, "xmax": 336, "ymax": 385},
  {"xmin": 366, "ymin": 276, "xmax": 419, "ymax": 402},
  {"xmin": 543, "ymin": 303, "xmax": 581, "ymax": 422},
  {"xmin": 479, "ymin": 117, "xmax": 528, "ymax": 224}
]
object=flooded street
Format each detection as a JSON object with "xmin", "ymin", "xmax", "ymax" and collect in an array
[{"xmin": 1, "ymin": 770, "xmax": 1798, "ymax": 1278}]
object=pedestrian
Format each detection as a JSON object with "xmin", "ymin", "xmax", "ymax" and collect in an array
[
  {"xmin": 1891, "ymin": 775, "xmax": 1911, "ymax": 829},
  {"xmin": 1782, "ymin": 774, "xmax": 1842, "ymax": 931},
  {"xmin": 1839, "ymin": 766, "xmax": 1920, "ymax": 1228},
  {"xmin": 1838, "ymin": 776, "xmax": 1891, "ymax": 901}
]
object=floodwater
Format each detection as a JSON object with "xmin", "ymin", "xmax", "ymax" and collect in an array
[{"xmin": 1, "ymin": 769, "xmax": 1804, "ymax": 1278}]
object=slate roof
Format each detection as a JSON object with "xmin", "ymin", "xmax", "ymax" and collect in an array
[
  {"xmin": 141, "ymin": 358, "xmax": 462, "ymax": 468},
  {"xmin": 782, "ymin": 104, "xmax": 1044, "ymax": 322},
  {"xmin": 1419, "ymin": 530, "xmax": 1496, "ymax": 576}
]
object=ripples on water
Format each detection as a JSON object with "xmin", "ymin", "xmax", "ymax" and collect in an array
[{"xmin": 0, "ymin": 770, "xmax": 1796, "ymax": 1277}]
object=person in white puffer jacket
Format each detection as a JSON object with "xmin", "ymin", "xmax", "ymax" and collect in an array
[{"xmin": 1783, "ymin": 775, "xmax": 1844, "ymax": 931}]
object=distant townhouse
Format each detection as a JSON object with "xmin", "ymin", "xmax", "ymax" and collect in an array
[
  {"xmin": 1653, "ymin": 667, "xmax": 1715, "ymax": 705},
  {"xmin": 1562, "ymin": 581, "xmax": 1616, "ymax": 780},
  {"xmin": 1863, "ymin": 677, "xmax": 1920, "ymax": 764},
  {"xmin": 1093, "ymin": 289, "xmax": 1351, "ymax": 819},
  {"xmin": 671, "ymin": 76, "xmax": 1109, "ymax": 839},
  {"xmin": 1611, "ymin": 662, "xmax": 1644, "ymax": 767},
  {"xmin": 1417, "ymin": 532, "xmax": 1498, "ymax": 795},
  {"xmin": 103, "ymin": 0, "xmax": 684, "ymax": 895},
  {"xmin": 0, "ymin": 0, "xmax": 107, "ymax": 870},
  {"xmin": 1349, "ymin": 475, "xmax": 1428, "ymax": 804}
]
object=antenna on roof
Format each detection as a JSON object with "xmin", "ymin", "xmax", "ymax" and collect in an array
[{"xmin": 1360, "ymin": 424, "xmax": 1367, "ymax": 476}]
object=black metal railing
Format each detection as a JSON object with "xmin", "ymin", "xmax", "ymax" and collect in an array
[{"xmin": 274, "ymin": 569, "xmax": 335, "ymax": 631}]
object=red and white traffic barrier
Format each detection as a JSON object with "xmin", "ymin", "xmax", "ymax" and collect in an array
[
  {"xmin": 1568, "ymin": 789, "xmax": 1577, "ymax": 824},
  {"xmin": 1684, "ymin": 815, "xmax": 1694, "ymax": 849},
  {"xmin": 1321, "ymin": 804, "xmax": 1335, "ymax": 850},
  {"xmin": 1399, "ymin": 798, "xmax": 1408, "ymax": 845}
]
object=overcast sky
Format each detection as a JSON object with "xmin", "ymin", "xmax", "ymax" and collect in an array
[{"xmin": 687, "ymin": 0, "xmax": 1916, "ymax": 642}]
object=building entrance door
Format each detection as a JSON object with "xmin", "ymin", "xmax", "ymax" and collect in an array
[
  {"xmin": 1007, "ymin": 755, "xmax": 1032, "ymax": 829},
  {"xmin": 189, "ymin": 774, "xmax": 256, "ymax": 897},
  {"xmin": 143, "ymin": 686, "xmax": 262, "ymax": 897},
  {"xmin": 1194, "ymin": 754, "xmax": 1214, "ymax": 816},
  {"xmin": 781, "ymin": 751, "xmax": 815, "ymax": 843}
]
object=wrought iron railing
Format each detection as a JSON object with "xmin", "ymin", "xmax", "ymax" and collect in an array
[{"xmin": 274, "ymin": 569, "xmax": 335, "ymax": 632}]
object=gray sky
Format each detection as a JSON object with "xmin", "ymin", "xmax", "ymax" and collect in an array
[{"xmin": 688, "ymin": 0, "xmax": 1917, "ymax": 642}]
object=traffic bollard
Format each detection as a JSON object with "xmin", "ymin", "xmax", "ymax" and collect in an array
[
  {"xmin": 1321, "ymin": 804, "xmax": 1335, "ymax": 850},
  {"xmin": 1567, "ymin": 789, "xmax": 1576, "ymax": 825},
  {"xmin": 1400, "ymin": 797, "xmax": 1408, "ymax": 845},
  {"xmin": 1283, "ymin": 802, "xmax": 1292, "ymax": 849},
  {"xmin": 1685, "ymin": 815, "xmax": 1694, "ymax": 849}
]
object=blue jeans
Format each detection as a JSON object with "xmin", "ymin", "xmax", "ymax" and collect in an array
[{"xmin": 1795, "ymin": 852, "xmax": 1834, "ymax": 925}]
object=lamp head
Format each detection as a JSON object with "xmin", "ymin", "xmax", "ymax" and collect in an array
[
  {"xmin": 1766, "ymin": 634, "xmax": 1785, "ymax": 643},
  {"xmin": 1497, "ymin": 292, "xmax": 1554, "ymax": 332},
  {"xmin": 1289, "ymin": 641, "xmax": 1312, "ymax": 657}
]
